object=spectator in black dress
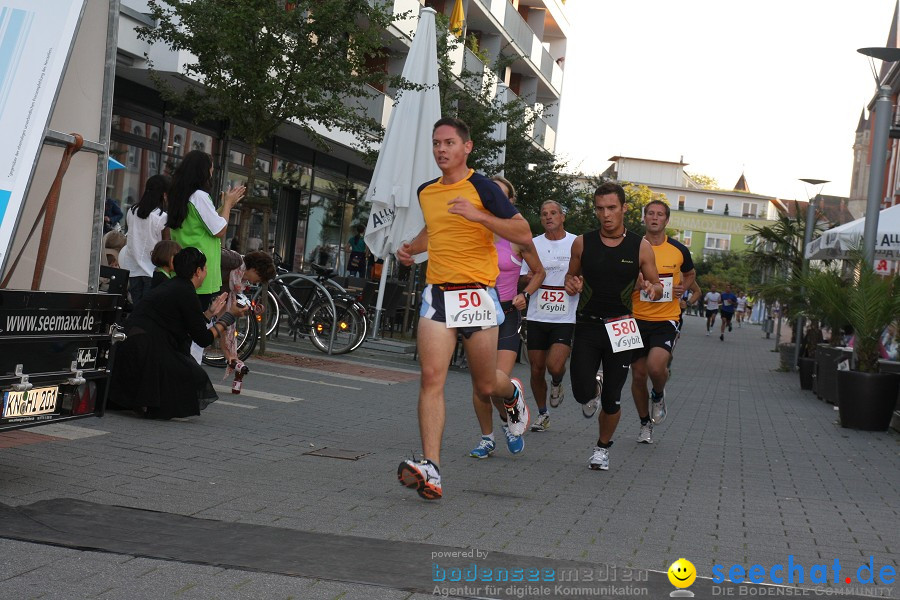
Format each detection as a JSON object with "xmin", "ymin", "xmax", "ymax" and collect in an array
[{"xmin": 109, "ymin": 247, "xmax": 247, "ymax": 419}]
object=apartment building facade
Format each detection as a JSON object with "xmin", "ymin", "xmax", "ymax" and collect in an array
[
  {"xmin": 604, "ymin": 156, "xmax": 781, "ymax": 257},
  {"xmin": 112, "ymin": 0, "xmax": 569, "ymax": 272}
]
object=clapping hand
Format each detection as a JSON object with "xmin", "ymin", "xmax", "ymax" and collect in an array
[
  {"xmin": 222, "ymin": 185, "xmax": 246, "ymax": 209},
  {"xmin": 207, "ymin": 292, "xmax": 227, "ymax": 319}
]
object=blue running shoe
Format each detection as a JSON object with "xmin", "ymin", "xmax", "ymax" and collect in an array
[
  {"xmin": 469, "ymin": 437, "xmax": 496, "ymax": 459},
  {"xmin": 502, "ymin": 424, "xmax": 524, "ymax": 454}
]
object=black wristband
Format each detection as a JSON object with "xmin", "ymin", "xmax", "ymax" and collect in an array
[
  {"xmin": 522, "ymin": 291, "xmax": 531, "ymax": 301},
  {"xmin": 218, "ymin": 312, "xmax": 237, "ymax": 328}
]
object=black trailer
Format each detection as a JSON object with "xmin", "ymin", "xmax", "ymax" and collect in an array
[{"xmin": 0, "ymin": 290, "xmax": 122, "ymax": 431}]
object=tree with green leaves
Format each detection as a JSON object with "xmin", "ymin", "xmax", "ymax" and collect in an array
[
  {"xmin": 431, "ymin": 14, "xmax": 576, "ymax": 232},
  {"xmin": 137, "ymin": 0, "xmax": 402, "ymax": 251},
  {"xmin": 686, "ymin": 172, "xmax": 719, "ymax": 190},
  {"xmin": 747, "ymin": 207, "xmax": 825, "ymax": 322},
  {"xmin": 694, "ymin": 251, "xmax": 756, "ymax": 293}
]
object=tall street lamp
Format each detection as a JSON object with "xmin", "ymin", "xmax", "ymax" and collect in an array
[
  {"xmin": 857, "ymin": 47, "xmax": 900, "ymax": 265},
  {"xmin": 792, "ymin": 178, "xmax": 828, "ymax": 370}
]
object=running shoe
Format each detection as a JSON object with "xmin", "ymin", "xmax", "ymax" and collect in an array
[
  {"xmin": 589, "ymin": 446, "xmax": 610, "ymax": 471},
  {"xmin": 531, "ymin": 413, "xmax": 550, "ymax": 432},
  {"xmin": 637, "ymin": 422, "xmax": 653, "ymax": 444},
  {"xmin": 504, "ymin": 378, "xmax": 529, "ymax": 436},
  {"xmin": 502, "ymin": 424, "xmax": 524, "ymax": 454},
  {"xmin": 650, "ymin": 389, "xmax": 667, "ymax": 424},
  {"xmin": 549, "ymin": 381, "xmax": 565, "ymax": 408},
  {"xmin": 397, "ymin": 458, "xmax": 442, "ymax": 499},
  {"xmin": 706, "ymin": 331, "xmax": 710, "ymax": 336},
  {"xmin": 469, "ymin": 437, "xmax": 495, "ymax": 459},
  {"xmin": 728, "ymin": 322, "xmax": 733, "ymax": 332},
  {"xmin": 720, "ymin": 333, "xmax": 724, "ymax": 341},
  {"xmin": 582, "ymin": 373, "xmax": 603, "ymax": 419}
]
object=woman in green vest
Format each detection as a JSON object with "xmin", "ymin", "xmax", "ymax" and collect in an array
[{"xmin": 166, "ymin": 150, "xmax": 245, "ymax": 309}]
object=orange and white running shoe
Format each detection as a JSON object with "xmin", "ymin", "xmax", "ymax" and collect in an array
[{"xmin": 397, "ymin": 458, "xmax": 442, "ymax": 500}]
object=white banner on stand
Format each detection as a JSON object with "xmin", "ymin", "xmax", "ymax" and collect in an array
[{"xmin": 0, "ymin": 0, "xmax": 85, "ymax": 271}]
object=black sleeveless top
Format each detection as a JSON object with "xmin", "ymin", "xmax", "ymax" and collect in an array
[{"xmin": 577, "ymin": 229, "xmax": 642, "ymax": 321}]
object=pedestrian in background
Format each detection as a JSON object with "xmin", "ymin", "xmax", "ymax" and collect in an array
[
  {"xmin": 119, "ymin": 174, "xmax": 170, "ymax": 305},
  {"xmin": 166, "ymin": 150, "xmax": 245, "ymax": 310}
]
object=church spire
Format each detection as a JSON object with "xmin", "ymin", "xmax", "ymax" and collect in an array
[
  {"xmin": 733, "ymin": 173, "xmax": 750, "ymax": 192},
  {"xmin": 856, "ymin": 108, "xmax": 869, "ymax": 133}
]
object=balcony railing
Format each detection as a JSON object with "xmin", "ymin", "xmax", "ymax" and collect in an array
[
  {"xmin": 463, "ymin": 46, "xmax": 489, "ymax": 91},
  {"xmin": 551, "ymin": 59, "xmax": 564, "ymax": 92},
  {"xmin": 504, "ymin": 1, "xmax": 533, "ymax": 57},
  {"xmin": 359, "ymin": 85, "xmax": 393, "ymax": 128}
]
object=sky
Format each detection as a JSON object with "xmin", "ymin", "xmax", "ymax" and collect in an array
[{"xmin": 553, "ymin": 0, "xmax": 899, "ymax": 201}]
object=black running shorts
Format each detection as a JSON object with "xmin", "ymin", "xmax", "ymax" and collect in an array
[
  {"xmin": 526, "ymin": 320, "xmax": 575, "ymax": 351},
  {"xmin": 631, "ymin": 319, "xmax": 680, "ymax": 361},
  {"xmin": 497, "ymin": 301, "xmax": 522, "ymax": 352}
]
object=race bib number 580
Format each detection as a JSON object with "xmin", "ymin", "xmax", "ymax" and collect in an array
[
  {"xmin": 604, "ymin": 316, "xmax": 644, "ymax": 353},
  {"xmin": 445, "ymin": 288, "xmax": 497, "ymax": 328}
]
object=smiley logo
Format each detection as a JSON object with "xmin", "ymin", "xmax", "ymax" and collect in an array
[{"xmin": 668, "ymin": 558, "xmax": 696, "ymax": 589}]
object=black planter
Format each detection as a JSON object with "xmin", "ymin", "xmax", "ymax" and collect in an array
[
  {"xmin": 836, "ymin": 370, "xmax": 900, "ymax": 431},
  {"xmin": 798, "ymin": 357, "xmax": 815, "ymax": 390},
  {"xmin": 815, "ymin": 345, "xmax": 852, "ymax": 404}
]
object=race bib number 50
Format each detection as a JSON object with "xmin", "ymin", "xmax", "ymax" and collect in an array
[
  {"xmin": 604, "ymin": 316, "xmax": 644, "ymax": 353},
  {"xmin": 445, "ymin": 288, "xmax": 497, "ymax": 328}
]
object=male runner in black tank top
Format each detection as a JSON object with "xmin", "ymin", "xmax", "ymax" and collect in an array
[{"xmin": 564, "ymin": 182, "xmax": 663, "ymax": 471}]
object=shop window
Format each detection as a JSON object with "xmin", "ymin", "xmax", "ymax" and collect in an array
[
  {"xmin": 112, "ymin": 114, "xmax": 161, "ymax": 141},
  {"xmin": 108, "ymin": 140, "xmax": 160, "ymax": 213},
  {"xmin": 165, "ymin": 122, "xmax": 214, "ymax": 158}
]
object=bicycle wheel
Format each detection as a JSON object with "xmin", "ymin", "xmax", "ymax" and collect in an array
[
  {"xmin": 307, "ymin": 299, "xmax": 367, "ymax": 354},
  {"xmin": 201, "ymin": 313, "xmax": 256, "ymax": 367},
  {"xmin": 262, "ymin": 289, "xmax": 280, "ymax": 336}
]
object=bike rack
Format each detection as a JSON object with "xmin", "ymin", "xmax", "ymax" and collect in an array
[{"xmin": 267, "ymin": 273, "xmax": 339, "ymax": 355}]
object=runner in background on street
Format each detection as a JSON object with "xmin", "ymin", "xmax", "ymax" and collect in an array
[
  {"xmin": 629, "ymin": 200, "xmax": 695, "ymax": 445},
  {"xmin": 736, "ymin": 291, "xmax": 748, "ymax": 328},
  {"xmin": 719, "ymin": 284, "xmax": 737, "ymax": 341},
  {"xmin": 688, "ymin": 281, "xmax": 702, "ymax": 310},
  {"xmin": 564, "ymin": 182, "xmax": 662, "ymax": 471},
  {"xmin": 395, "ymin": 118, "xmax": 533, "ymax": 500},
  {"xmin": 745, "ymin": 292, "xmax": 755, "ymax": 324},
  {"xmin": 704, "ymin": 284, "xmax": 721, "ymax": 336},
  {"xmin": 469, "ymin": 176, "xmax": 545, "ymax": 459},
  {"xmin": 520, "ymin": 200, "xmax": 579, "ymax": 433}
]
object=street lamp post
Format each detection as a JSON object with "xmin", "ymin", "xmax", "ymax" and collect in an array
[
  {"xmin": 857, "ymin": 47, "xmax": 900, "ymax": 265},
  {"xmin": 792, "ymin": 179, "xmax": 828, "ymax": 370}
]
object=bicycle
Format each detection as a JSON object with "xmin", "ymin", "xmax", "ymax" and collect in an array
[{"xmin": 253, "ymin": 263, "xmax": 368, "ymax": 355}]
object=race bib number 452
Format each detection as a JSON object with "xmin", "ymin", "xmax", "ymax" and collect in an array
[
  {"xmin": 604, "ymin": 316, "xmax": 644, "ymax": 353},
  {"xmin": 535, "ymin": 286, "xmax": 569, "ymax": 318},
  {"xmin": 445, "ymin": 288, "xmax": 497, "ymax": 328}
]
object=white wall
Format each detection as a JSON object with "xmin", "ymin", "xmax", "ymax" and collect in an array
[{"xmin": 618, "ymin": 159, "xmax": 683, "ymax": 187}]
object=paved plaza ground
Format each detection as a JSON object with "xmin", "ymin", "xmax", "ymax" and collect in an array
[{"xmin": 0, "ymin": 315, "xmax": 896, "ymax": 599}]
